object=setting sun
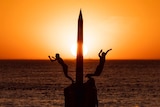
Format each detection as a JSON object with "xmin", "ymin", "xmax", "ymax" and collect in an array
[
  {"xmin": 0, "ymin": 0, "xmax": 160, "ymax": 59},
  {"xmin": 71, "ymin": 44, "xmax": 88, "ymax": 57},
  {"xmin": 1, "ymin": 1, "xmax": 160, "ymax": 106}
]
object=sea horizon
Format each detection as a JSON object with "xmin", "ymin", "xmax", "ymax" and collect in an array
[{"xmin": 0, "ymin": 58, "xmax": 160, "ymax": 61}]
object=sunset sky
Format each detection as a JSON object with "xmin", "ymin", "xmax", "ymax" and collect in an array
[{"xmin": 1, "ymin": 0, "xmax": 160, "ymax": 59}]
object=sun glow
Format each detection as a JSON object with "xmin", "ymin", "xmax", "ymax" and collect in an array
[
  {"xmin": 1, "ymin": 1, "xmax": 160, "ymax": 59},
  {"xmin": 71, "ymin": 44, "xmax": 88, "ymax": 57}
]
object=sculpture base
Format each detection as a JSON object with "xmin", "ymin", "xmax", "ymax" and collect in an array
[{"xmin": 64, "ymin": 78, "xmax": 98, "ymax": 107}]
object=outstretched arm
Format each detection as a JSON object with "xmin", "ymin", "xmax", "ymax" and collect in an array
[
  {"xmin": 105, "ymin": 49, "xmax": 112, "ymax": 54},
  {"xmin": 48, "ymin": 56, "xmax": 56, "ymax": 62}
]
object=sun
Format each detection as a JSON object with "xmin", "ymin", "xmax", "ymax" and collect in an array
[{"xmin": 71, "ymin": 44, "xmax": 88, "ymax": 57}]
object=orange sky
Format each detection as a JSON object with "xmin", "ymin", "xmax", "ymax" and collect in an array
[{"xmin": 0, "ymin": 0, "xmax": 160, "ymax": 59}]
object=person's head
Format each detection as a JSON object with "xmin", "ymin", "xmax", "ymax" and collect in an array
[
  {"xmin": 102, "ymin": 52, "xmax": 106, "ymax": 56},
  {"xmin": 56, "ymin": 53, "xmax": 60, "ymax": 58}
]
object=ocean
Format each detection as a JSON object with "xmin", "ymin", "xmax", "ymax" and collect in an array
[{"xmin": 0, "ymin": 60, "xmax": 160, "ymax": 107}]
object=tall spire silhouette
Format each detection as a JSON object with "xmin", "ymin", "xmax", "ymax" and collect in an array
[
  {"xmin": 78, "ymin": 10, "xmax": 83, "ymax": 20},
  {"xmin": 64, "ymin": 10, "xmax": 104, "ymax": 107},
  {"xmin": 76, "ymin": 10, "xmax": 83, "ymax": 85}
]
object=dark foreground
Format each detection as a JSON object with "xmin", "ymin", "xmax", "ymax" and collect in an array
[{"xmin": 0, "ymin": 60, "xmax": 160, "ymax": 107}]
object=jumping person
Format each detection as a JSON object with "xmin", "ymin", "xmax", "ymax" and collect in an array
[
  {"xmin": 48, "ymin": 53, "xmax": 74, "ymax": 83},
  {"xmin": 86, "ymin": 49, "xmax": 112, "ymax": 78}
]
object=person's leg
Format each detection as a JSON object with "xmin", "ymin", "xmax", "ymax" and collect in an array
[{"xmin": 63, "ymin": 66, "xmax": 74, "ymax": 83}]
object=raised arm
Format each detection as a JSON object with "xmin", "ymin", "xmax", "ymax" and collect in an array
[
  {"xmin": 98, "ymin": 49, "xmax": 102, "ymax": 57},
  {"xmin": 105, "ymin": 49, "xmax": 112, "ymax": 54},
  {"xmin": 48, "ymin": 56, "xmax": 56, "ymax": 62}
]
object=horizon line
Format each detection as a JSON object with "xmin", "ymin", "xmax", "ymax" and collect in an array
[{"xmin": 0, "ymin": 58, "xmax": 160, "ymax": 60}]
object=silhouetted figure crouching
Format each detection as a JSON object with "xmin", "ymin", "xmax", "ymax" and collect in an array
[
  {"xmin": 86, "ymin": 49, "xmax": 112, "ymax": 78},
  {"xmin": 48, "ymin": 53, "xmax": 74, "ymax": 83}
]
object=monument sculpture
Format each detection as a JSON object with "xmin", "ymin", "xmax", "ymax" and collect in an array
[{"xmin": 49, "ymin": 10, "xmax": 112, "ymax": 107}]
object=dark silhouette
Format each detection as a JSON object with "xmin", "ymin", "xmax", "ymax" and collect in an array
[
  {"xmin": 86, "ymin": 49, "xmax": 112, "ymax": 77},
  {"xmin": 76, "ymin": 9, "xmax": 83, "ymax": 84},
  {"xmin": 48, "ymin": 53, "xmax": 74, "ymax": 83},
  {"xmin": 62, "ymin": 11, "xmax": 112, "ymax": 107},
  {"xmin": 84, "ymin": 77, "xmax": 98, "ymax": 107},
  {"xmin": 64, "ymin": 76, "xmax": 98, "ymax": 107},
  {"xmin": 64, "ymin": 84, "xmax": 76, "ymax": 107}
]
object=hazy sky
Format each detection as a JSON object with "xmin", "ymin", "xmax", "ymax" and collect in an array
[{"xmin": 0, "ymin": 0, "xmax": 160, "ymax": 59}]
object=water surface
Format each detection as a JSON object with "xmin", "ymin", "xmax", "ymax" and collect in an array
[{"xmin": 0, "ymin": 60, "xmax": 160, "ymax": 107}]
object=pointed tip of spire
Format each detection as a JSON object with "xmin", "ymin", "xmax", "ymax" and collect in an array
[
  {"xmin": 80, "ymin": 9, "xmax": 82, "ymax": 13},
  {"xmin": 79, "ymin": 9, "xmax": 83, "ymax": 20}
]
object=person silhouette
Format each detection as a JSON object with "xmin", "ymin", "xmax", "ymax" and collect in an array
[
  {"xmin": 48, "ymin": 53, "xmax": 74, "ymax": 83},
  {"xmin": 86, "ymin": 49, "xmax": 112, "ymax": 78}
]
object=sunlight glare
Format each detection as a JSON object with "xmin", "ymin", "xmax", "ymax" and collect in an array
[{"xmin": 71, "ymin": 44, "xmax": 88, "ymax": 57}]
